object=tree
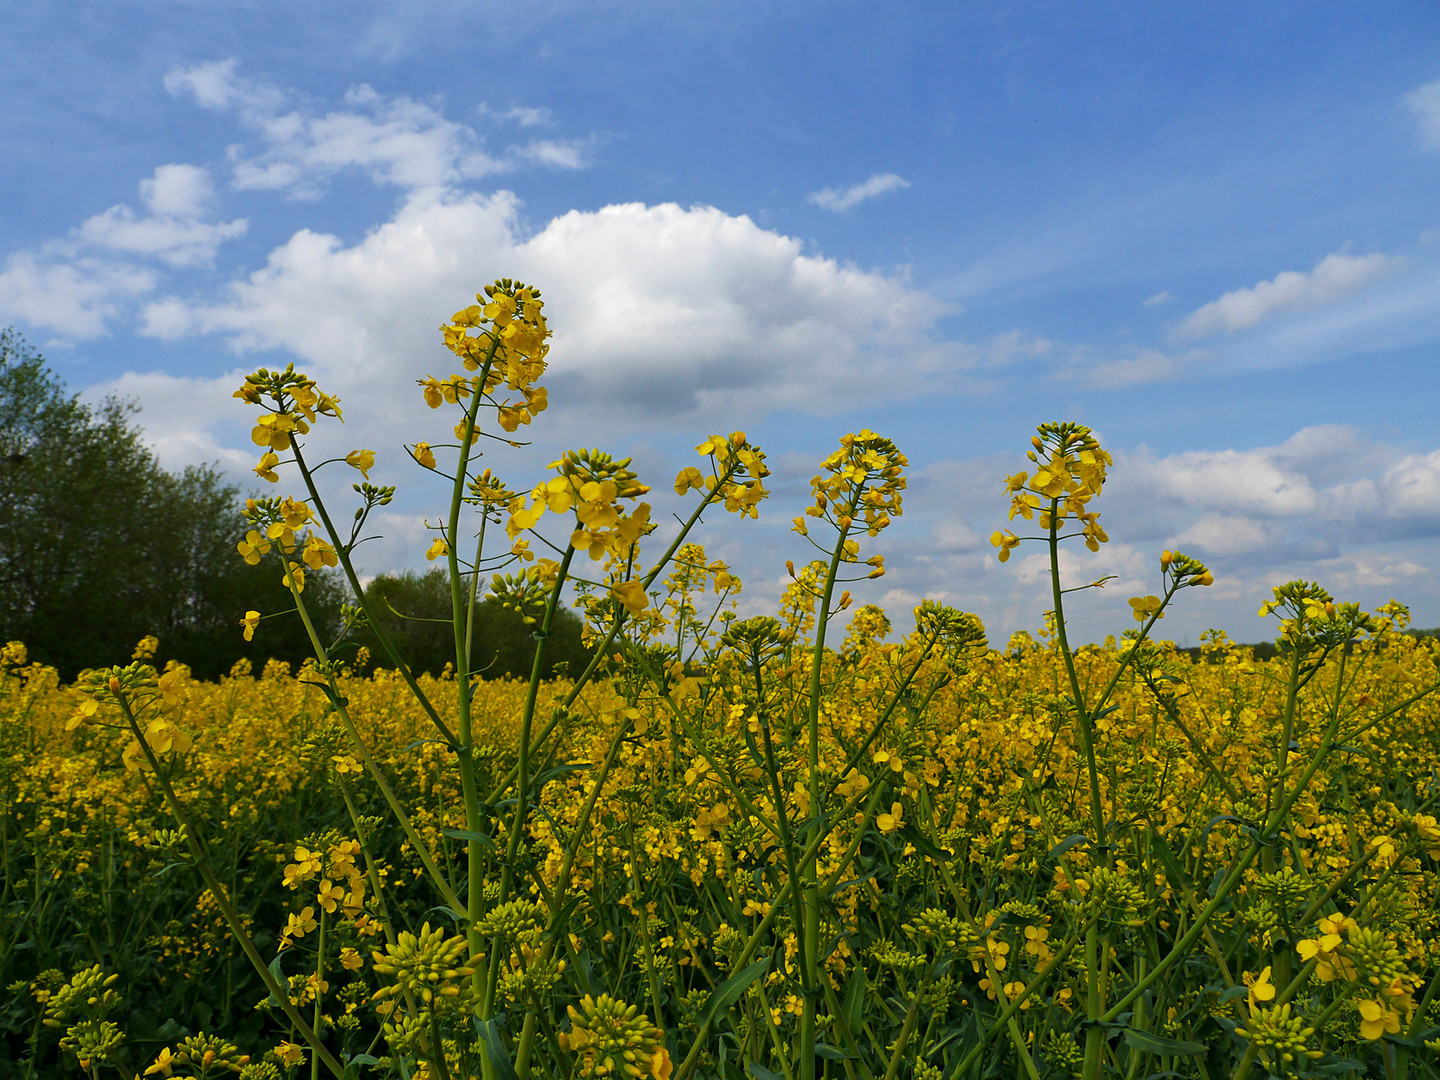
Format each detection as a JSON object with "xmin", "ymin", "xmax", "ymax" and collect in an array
[
  {"xmin": 0, "ymin": 328, "xmax": 341, "ymax": 680},
  {"xmin": 356, "ymin": 567, "xmax": 590, "ymax": 680}
]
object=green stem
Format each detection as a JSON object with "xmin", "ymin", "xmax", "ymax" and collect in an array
[
  {"xmin": 800, "ymin": 494, "xmax": 860, "ymax": 1080},
  {"xmin": 490, "ymin": 543, "xmax": 577, "ymax": 1023},
  {"xmin": 288, "ymin": 579, "xmax": 465, "ymax": 916},
  {"xmin": 444, "ymin": 371, "xmax": 493, "ymax": 980}
]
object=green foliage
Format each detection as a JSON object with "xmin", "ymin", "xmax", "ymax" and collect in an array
[
  {"xmin": 355, "ymin": 567, "xmax": 589, "ymax": 679},
  {"xmin": 0, "ymin": 327, "xmax": 341, "ymax": 679}
]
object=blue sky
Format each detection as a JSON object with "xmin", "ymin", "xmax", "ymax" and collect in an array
[{"xmin": 4, "ymin": 1, "xmax": 1439, "ymax": 645}]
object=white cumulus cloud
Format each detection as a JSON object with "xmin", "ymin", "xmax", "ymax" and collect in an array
[
  {"xmin": 1169, "ymin": 514, "xmax": 1283, "ymax": 557},
  {"xmin": 141, "ymin": 163, "xmax": 216, "ymax": 218},
  {"xmin": 145, "ymin": 189, "xmax": 950, "ymax": 431},
  {"xmin": 807, "ymin": 172, "xmax": 910, "ymax": 212},
  {"xmin": 107, "ymin": 186, "xmax": 956, "ymax": 580},
  {"xmin": 1173, "ymin": 251, "xmax": 1406, "ymax": 341}
]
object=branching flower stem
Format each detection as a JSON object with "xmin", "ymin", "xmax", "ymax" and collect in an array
[
  {"xmin": 290, "ymin": 443, "xmax": 461, "ymax": 750},
  {"xmin": 442, "ymin": 364, "xmax": 494, "ymax": 982},
  {"xmin": 480, "ymin": 454, "xmax": 750, "ymax": 809}
]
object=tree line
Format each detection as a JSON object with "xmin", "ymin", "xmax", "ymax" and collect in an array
[{"xmin": 0, "ymin": 328, "xmax": 586, "ymax": 682}]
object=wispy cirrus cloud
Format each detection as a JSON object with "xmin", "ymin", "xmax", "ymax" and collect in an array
[
  {"xmin": 1172, "ymin": 251, "xmax": 1406, "ymax": 341},
  {"xmin": 1403, "ymin": 79, "xmax": 1440, "ymax": 149},
  {"xmin": 807, "ymin": 172, "xmax": 910, "ymax": 212},
  {"xmin": 164, "ymin": 59, "xmax": 593, "ymax": 198},
  {"xmin": 0, "ymin": 163, "xmax": 245, "ymax": 338}
]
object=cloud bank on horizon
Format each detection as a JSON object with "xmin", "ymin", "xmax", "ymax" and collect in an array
[{"xmin": 2, "ymin": 4, "xmax": 1438, "ymax": 644}]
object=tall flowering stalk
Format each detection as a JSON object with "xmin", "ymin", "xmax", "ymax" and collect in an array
[{"xmin": 226, "ymin": 281, "xmax": 778, "ymax": 1077}]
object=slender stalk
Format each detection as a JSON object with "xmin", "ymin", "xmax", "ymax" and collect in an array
[
  {"xmin": 443, "ymin": 370, "xmax": 493, "ymax": 976},
  {"xmin": 487, "ymin": 543, "xmax": 577, "ymax": 1021},
  {"xmin": 290, "ymin": 442, "xmax": 461, "ymax": 749},
  {"xmin": 288, "ymin": 578, "xmax": 464, "ymax": 916},
  {"xmin": 799, "ymin": 489, "xmax": 862, "ymax": 1080}
]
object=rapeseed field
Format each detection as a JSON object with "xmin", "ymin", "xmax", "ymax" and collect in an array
[{"xmin": 3, "ymin": 282, "xmax": 1437, "ymax": 1080}]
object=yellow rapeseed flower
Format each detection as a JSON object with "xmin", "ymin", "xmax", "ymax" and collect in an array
[{"xmin": 345, "ymin": 449, "xmax": 375, "ymax": 479}]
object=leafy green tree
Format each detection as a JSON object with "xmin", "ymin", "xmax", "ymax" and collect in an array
[
  {"xmin": 0, "ymin": 327, "xmax": 340, "ymax": 679},
  {"xmin": 357, "ymin": 567, "xmax": 590, "ymax": 679}
]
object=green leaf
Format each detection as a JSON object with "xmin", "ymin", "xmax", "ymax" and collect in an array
[
  {"xmin": 815, "ymin": 1042, "xmax": 854, "ymax": 1060},
  {"xmin": 475, "ymin": 1018, "xmax": 520, "ymax": 1080},
  {"xmin": 1383, "ymin": 1024, "xmax": 1440, "ymax": 1048},
  {"xmin": 266, "ymin": 952, "xmax": 287, "ymax": 1008},
  {"xmin": 842, "ymin": 964, "xmax": 867, "ymax": 1033},
  {"xmin": 342, "ymin": 1054, "xmax": 382, "ymax": 1080},
  {"xmin": 1198, "ymin": 814, "xmax": 1251, "ymax": 846},
  {"xmin": 1046, "ymin": 833, "xmax": 1092, "ymax": 861},
  {"xmin": 747, "ymin": 1064, "xmax": 784, "ymax": 1080},
  {"xmin": 1121, "ymin": 1028, "xmax": 1207, "ymax": 1056},
  {"xmin": 441, "ymin": 828, "xmax": 497, "ymax": 854},
  {"xmin": 535, "ymin": 762, "xmax": 589, "ymax": 786},
  {"xmin": 900, "ymin": 823, "xmax": 953, "ymax": 862},
  {"xmin": 1147, "ymin": 830, "xmax": 1192, "ymax": 892},
  {"xmin": 824, "ymin": 866, "xmax": 878, "ymax": 900},
  {"xmin": 699, "ymin": 957, "xmax": 770, "ymax": 1029}
]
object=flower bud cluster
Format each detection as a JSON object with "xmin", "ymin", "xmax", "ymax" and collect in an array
[
  {"xmin": 913, "ymin": 601, "xmax": 987, "ymax": 655},
  {"xmin": 59, "ymin": 1019, "xmax": 125, "ymax": 1071},
  {"xmin": 1079, "ymin": 866, "xmax": 1148, "ymax": 927},
  {"xmin": 558, "ymin": 994, "xmax": 672, "ymax": 1079},
  {"xmin": 1257, "ymin": 581, "xmax": 1377, "ymax": 648},
  {"xmin": 234, "ymin": 364, "xmax": 342, "ymax": 484},
  {"xmin": 43, "ymin": 964, "xmax": 122, "ymax": 1027},
  {"xmin": 476, "ymin": 898, "xmax": 548, "ymax": 940},
  {"xmin": 719, "ymin": 616, "xmax": 792, "ymax": 663},
  {"xmin": 467, "ymin": 468, "xmax": 519, "ymax": 512},
  {"xmin": 1236, "ymin": 1001, "xmax": 1320, "ymax": 1066},
  {"xmin": 902, "ymin": 908, "xmax": 980, "ymax": 952},
  {"xmin": 169, "ymin": 1032, "xmax": 251, "ymax": 1074},
  {"xmin": 371, "ymin": 922, "xmax": 480, "ymax": 1006}
]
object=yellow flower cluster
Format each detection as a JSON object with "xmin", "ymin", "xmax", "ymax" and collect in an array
[
  {"xmin": 682, "ymin": 431, "xmax": 770, "ymax": 518},
  {"xmin": 799, "ymin": 429, "xmax": 906, "ymax": 539},
  {"xmin": 991, "ymin": 421, "xmax": 1111, "ymax": 560}
]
